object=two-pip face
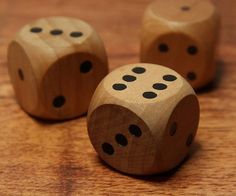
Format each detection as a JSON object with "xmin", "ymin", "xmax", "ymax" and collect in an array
[
  {"xmin": 87, "ymin": 64, "xmax": 199, "ymax": 175},
  {"xmin": 8, "ymin": 17, "xmax": 108, "ymax": 120}
]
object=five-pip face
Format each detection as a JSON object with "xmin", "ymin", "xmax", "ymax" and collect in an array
[{"xmin": 8, "ymin": 16, "xmax": 108, "ymax": 120}]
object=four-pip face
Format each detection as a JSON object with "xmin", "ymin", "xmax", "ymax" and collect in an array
[
  {"xmin": 88, "ymin": 63, "xmax": 200, "ymax": 175},
  {"xmin": 141, "ymin": 0, "xmax": 220, "ymax": 89},
  {"xmin": 147, "ymin": 33, "xmax": 204, "ymax": 84},
  {"xmin": 8, "ymin": 17, "xmax": 108, "ymax": 120}
]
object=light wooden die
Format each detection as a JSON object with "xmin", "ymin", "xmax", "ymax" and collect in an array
[
  {"xmin": 87, "ymin": 63, "xmax": 200, "ymax": 175},
  {"xmin": 140, "ymin": 0, "xmax": 220, "ymax": 89},
  {"xmin": 8, "ymin": 16, "xmax": 108, "ymax": 120}
]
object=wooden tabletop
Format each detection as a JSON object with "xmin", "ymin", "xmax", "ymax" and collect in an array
[{"xmin": 0, "ymin": 0, "xmax": 235, "ymax": 195}]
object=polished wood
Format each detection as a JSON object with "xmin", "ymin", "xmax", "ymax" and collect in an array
[
  {"xmin": 88, "ymin": 63, "xmax": 200, "ymax": 175},
  {"xmin": 0, "ymin": 0, "xmax": 235, "ymax": 195},
  {"xmin": 140, "ymin": 0, "xmax": 220, "ymax": 89},
  {"xmin": 8, "ymin": 16, "xmax": 108, "ymax": 120}
]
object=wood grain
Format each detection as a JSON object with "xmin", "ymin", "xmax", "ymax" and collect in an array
[
  {"xmin": 87, "ymin": 63, "xmax": 199, "ymax": 175},
  {"xmin": 0, "ymin": 0, "xmax": 235, "ymax": 195}
]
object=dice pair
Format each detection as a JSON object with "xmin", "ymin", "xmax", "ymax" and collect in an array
[
  {"xmin": 87, "ymin": 0, "xmax": 214, "ymax": 175},
  {"xmin": 8, "ymin": 0, "xmax": 219, "ymax": 175}
]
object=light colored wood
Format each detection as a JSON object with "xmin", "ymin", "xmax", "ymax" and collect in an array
[
  {"xmin": 87, "ymin": 63, "xmax": 200, "ymax": 175},
  {"xmin": 7, "ymin": 16, "xmax": 108, "ymax": 120},
  {"xmin": 0, "ymin": 0, "xmax": 236, "ymax": 195},
  {"xmin": 140, "ymin": 0, "xmax": 220, "ymax": 89}
]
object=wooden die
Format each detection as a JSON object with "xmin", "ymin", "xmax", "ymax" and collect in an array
[
  {"xmin": 8, "ymin": 16, "xmax": 108, "ymax": 120},
  {"xmin": 87, "ymin": 63, "xmax": 200, "ymax": 175},
  {"xmin": 141, "ymin": 0, "xmax": 220, "ymax": 89}
]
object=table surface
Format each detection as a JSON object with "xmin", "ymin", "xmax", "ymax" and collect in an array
[{"xmin": 0, "ymin": 0, "xmax": 235, "ymax": 195}]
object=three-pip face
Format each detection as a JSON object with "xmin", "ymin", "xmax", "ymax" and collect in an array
[
  {"xmin": 8, "ymin": 17, "xmax": 108, "ymax": 120},
  {"xmin": 88, "ymin": 63, "xmax": 200, "ymax": 175},
  {"xmin": 141, "ymin": 0, "xmax": 220, "ymax": 89}
]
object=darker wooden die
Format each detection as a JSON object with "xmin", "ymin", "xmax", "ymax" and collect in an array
[
  {"xmin": 140, "ymin": 0, "xmax": 220, "ymax": 89},
  {"xmin": 8, "ymin": 16, "xmax": 108, "ymax": 120},
  {"xmin": 87, "ymin": 63, "xmax": 200, "ymax": 175}
]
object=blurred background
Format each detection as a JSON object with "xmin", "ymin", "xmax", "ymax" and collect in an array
[{"xmin": 0, "ymin": 0, "xmax": 234, "ymax": 70}]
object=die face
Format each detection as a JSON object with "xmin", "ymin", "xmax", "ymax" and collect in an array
[
  {"xmin": 150, "ymin": 0, "xmax": 216, "ymax": 23},
  {"xmin": 144, "ymin": 33, "xmax": 206, "ymax": 87},
  {"xmin": 18, "ymin": 17, "xmax": 92, "ymax": 51},
  {"xmin": 156, "ymin": 94, "xmax": 199, "ymax": 173},
  {"xmin": 8, "ymin": 41, "xmax": 39, "ymax": 114},
  {"xmin": 41, "ymin": 52, "xmax": 108, "ymax": 119},
  {"xmin": 103, "ymin": 64, "xmax": 184, "ymax": 104},
  {"xmin": 88, "ymin": 104, "xmax": 157, "ymax": 175}
]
